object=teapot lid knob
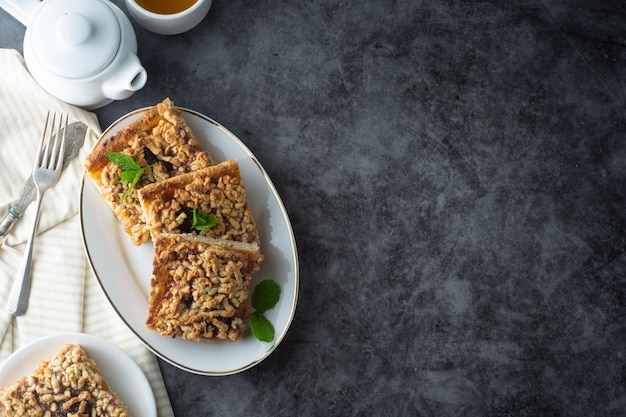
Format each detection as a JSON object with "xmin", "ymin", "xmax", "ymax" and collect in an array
[
  {"xmin": 28, "ymin": 0, "xmax": 121, "ymax": 79},
  {"xmin": 57, "ymin": 13, "xmax": 92, "ymax": 46}
]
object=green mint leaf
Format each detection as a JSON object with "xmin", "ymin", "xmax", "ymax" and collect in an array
[
  {"xmin": 120, "ymin": 169, "xmax": 143, "ymax": 202},
  {"xmin": 249, "ymin": 312, "xmax": 275, "ymax": 342},
  {"xmin": 119, "ymin": 169, "xmax": 139, "ymax": 183},
  {"xmin": 105, "ymin": 152, "xmax": 141, "ymax": 171},
  {"xmin": 192, "ymin": 208, "xmax": 219, "ymax": 231},
  {"xmin": 105, "ymin": 152, "xmax": 144, "ymax": 203},
  {"xmin": 251, "ymin": 280, "xmax": 281, "ymax": 314}
]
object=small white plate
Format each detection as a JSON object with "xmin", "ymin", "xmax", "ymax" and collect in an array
[
  {"xmin": 80, "ymin": 107, "xmax": 299, "ymax": 375},
  {"xmin": 0, "ymin": 332, "xmax": 156, "ymax": 416}
]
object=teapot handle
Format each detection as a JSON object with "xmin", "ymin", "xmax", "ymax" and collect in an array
[{"xmin": 0, "ymin": 0, "xmax": 41, "ymax": 26}]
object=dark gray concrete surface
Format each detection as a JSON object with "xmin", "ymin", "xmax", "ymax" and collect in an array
[{"xmin": 1, "ymin": 0, "xmax": 625, "ymax": 415}]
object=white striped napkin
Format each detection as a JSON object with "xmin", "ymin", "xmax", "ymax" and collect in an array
[{"xmin": 0, "ymin": 49, "xmax": 174, "ymax": 417}]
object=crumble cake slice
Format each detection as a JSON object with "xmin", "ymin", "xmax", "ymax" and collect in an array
[
  {"xmin": 139, "ymin": 160, "xmax": 264, "ymax": 342},
  {"xmin": 0, "ymin": 344, "xmax": 131, "ymax": 417},
  {"xmin": 137, "ymin": 159, "xmax": 260, "ymax": 248},
  {"xmin": 146, "ymin": 234, "xmax": 264, "ymax": 342},
  {"xmin": 83, "ymin": 98, "xmax": 214, "ymax": 245}
]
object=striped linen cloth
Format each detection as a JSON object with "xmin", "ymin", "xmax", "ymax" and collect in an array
[{"xmin": 0, "ymin": 49, "xmax": 174, "ymax": 417}]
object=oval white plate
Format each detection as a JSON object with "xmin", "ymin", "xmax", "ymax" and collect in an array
[
  {"xmin": 0, "ymin": 332, "xmax": 156, "ymax": 416},
  {"xmin": 80, "ymin": 107, "xmax": 299, "ymax": 375}
]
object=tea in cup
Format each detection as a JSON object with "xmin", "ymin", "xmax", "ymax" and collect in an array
[{"xmin": 125, "ymin": 0, "xmax": 212, "ymax": 35}]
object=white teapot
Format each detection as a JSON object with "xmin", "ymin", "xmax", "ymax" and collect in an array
[{"xmin": 0, "ymin": 0, "xmax": 147, "ymax": 109}]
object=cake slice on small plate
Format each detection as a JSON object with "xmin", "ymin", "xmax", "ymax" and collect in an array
[{"xmin": 0, "ymin": 343, "xmax": 131, "ymax": 417}]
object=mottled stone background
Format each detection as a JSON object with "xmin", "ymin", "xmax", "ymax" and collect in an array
[{"xmin": 1, "ymin": 0, "xmax": 624, "ymax": 415}]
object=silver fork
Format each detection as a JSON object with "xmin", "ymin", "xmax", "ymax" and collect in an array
[{"xmin": 7, "ymin": 112, "xmax": 68, "ymax": 316}]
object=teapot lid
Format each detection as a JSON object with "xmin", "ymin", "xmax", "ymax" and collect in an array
[{"xmin": 29, "ymin": 0, "xmax": 121, "ymax": 79}]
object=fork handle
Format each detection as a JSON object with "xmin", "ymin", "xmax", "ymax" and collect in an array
[{"xmin": 7, "ymin": 194, "xmax": 43, "ymax": 316}]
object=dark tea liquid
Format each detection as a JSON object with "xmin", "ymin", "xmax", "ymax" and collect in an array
[{"xmin": 134, "ymin": 0, "xmax": 197, "ymax": 14}]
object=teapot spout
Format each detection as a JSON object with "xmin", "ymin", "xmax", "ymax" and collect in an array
[{"xmin": 102, "ymin": 53, "xmax": 147, "ymax": 101}]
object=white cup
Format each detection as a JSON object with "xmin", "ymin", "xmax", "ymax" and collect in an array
[{"xmin": 124, "ymin": 0, "xmax": 212, "ymax": 35}]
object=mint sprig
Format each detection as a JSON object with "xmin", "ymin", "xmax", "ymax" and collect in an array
[
  {"xmin": 251, "ymin": 280, "xmax": 281, "ymax": 313},
  {"xmin": 249, "ymin": 313, "xmax": 274, "ymax": 343},
  {"xmin": 249, "ymin": 280, "xmax": 280, "ymax": 342},
  {"xmin": 105, "ymin": 152, "xmax": 144, "ymax": 202},
  {"xmin": 191, "ymin": 208, "xmax": 219, "ymax": 231}
]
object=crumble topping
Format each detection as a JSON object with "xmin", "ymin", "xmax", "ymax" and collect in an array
[
  {"xmin": 138, "ymin": 160, "xmax": 260, "ymax": 246},
  {"xmin": 147, "ymin": 234, "xmax": 263, "ymax": 342},
  {"xmin": 0, "ymin": 344, "xmax": 130, "ymax": 417}
]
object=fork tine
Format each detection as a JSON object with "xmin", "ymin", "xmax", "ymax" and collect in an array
[
  {"xmin": 50, "ymin": 113, "xmax": 67, "ymax": 171},
  {"xmin": 47, "ymin": 113, "xmax": 65, "ymax": 169},
  {"xmin": 36, "ymin": 112, "xmax": 68, "ymax": 171},
  {"xmin": 34, "ymin": 111, "xmax": 52, "ymax": 169},
  {"xmin": 45, "ymin": 112, "xmax": 57, "ymax": 169}
]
